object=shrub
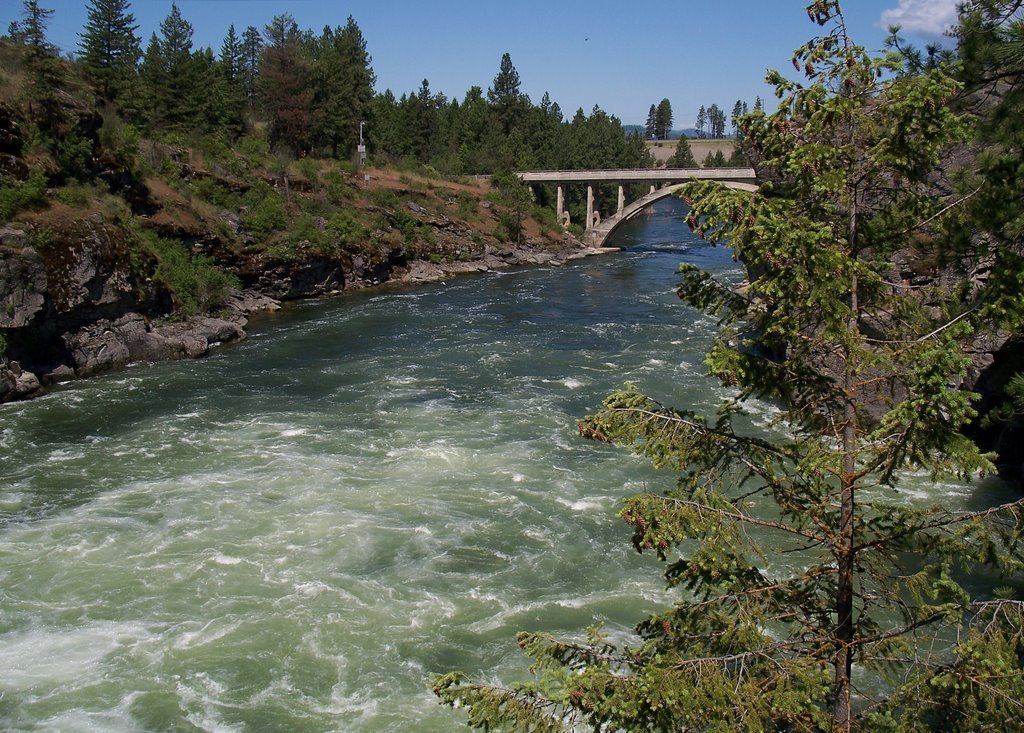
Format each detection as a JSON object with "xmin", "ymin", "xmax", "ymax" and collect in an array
[
  {"xmin": 54, "ymin": 132, "xmax": 93, "ymax": 181},
  {"xmin": 286, "ymin": 213, "xmax": 324, "ymax": 249},
  {"xmin": 324, "ymin": 171, "xmax": 353, "ymax": 205},
  {"xmin": 236, "ymin": 135, "xmax": 270, "ymax": 170},
  {"xmin": 190, "ymin": 177, "xmax": 232, "ymax": 208},
  {"xmin": 242, "ymin": 183, "xmax": 287, "ymax": 240},
  {"xmin": 54, "ymin": 180, "xmax": 109, "ymax": 208},
  {"xmin": 368, "ymin": 187, "xmax": 400, "ymax": 209},
  {"xmin": 98, "ymin": 114, "xmax": 140, "ymax": 168},
  {"xmin": 295, "ymin": 157, "xmax": 320, "ymax": 186},
  {"xmin": 390, "ymin": 210, "xmax": 418, "ymax": 247},
  {"xmin": 455, "ymin": 192, "xmax": 477, "ymax": 220},
  {"xmin": 326, "ymin": 210, "xmax": 368, "ymax": 245},
  {"xmin": 0, "ymin": 169, "xmax": 48, "ymax": 223},
  {"xmin": 142, "ymin": 232, "xmax": 238, "ymax": 314}
]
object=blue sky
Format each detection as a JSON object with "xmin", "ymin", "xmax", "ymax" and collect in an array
[{"xmin": 4, "ymin": 0, "xmax": 960, "ymax": 128}]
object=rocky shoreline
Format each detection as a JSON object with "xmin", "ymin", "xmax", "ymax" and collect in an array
[{"xmin": 0, "ymin": 226, "xmax": 615, "ymax": 403}]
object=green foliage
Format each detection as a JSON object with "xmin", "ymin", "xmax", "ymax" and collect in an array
[
  {"xmin": 189, "ymin": 177, "xmax": 232, "ymax": 208},
  {"xmin": 0, "ymin": 169, "xmax": 48, "ymax": 222},
  {"xmin": 53, "ymin": 131, "xmax": 93, "ymax": 181},
  {"xmin": 368, "ymin": 187, "xmax": 399, "ymax": 209},
  {"xmin": 141, "ymin": 231, "xmax": 237, "ymax": 314},
  {"xmin": 97, "ymin": 112, "xmax": 140, "ymax": 168},
  {"xmin": 325, "ymin": 210, "xmax": 367, "ymax": 246},
  {"xmin": 323, "ymin": 171, "xmax": 353, "ymax": 205},
  {"xmin": 436, "ymin": 3, "xmax": 1024, "ymax": 731},
  {"xmin": 455, "ymin": 191, "xmax": 478, "ymax": 219},
  {"xmin": 241, "ymin": 183, "xmax": 286, "ymax": 240},
  {"xmin": 54, "ymin": 179, "xmax": 108, "ymax": 207},
  {"xmin": 0, "ymin": 332, "xmax": 7, "ymax": 355},
  {"xmin": 491, "ymin": 173, "xmax": 534, "ymax": 244},
  {"xmin": 389, "ymin": 209, "xmax": 418, "ymax": 247},
  {"xmin": 666, "ymin": 139, "xmax": 697, "ymax": 168},
  {"xmin": 310, "ymin": 17, "xmax": 375, "ymax": 158},
  {"xmin": 294, "ymin": 157, "xmax": 319, "ymax": 187},
  {"xmin": 79, "ymin": 0, "xmax": 140, "ymax": 103},
  {"xmin": 236, "ymin": 135, "xmax": 270, "ymax": 167},
  {"xmin": 701, "ymin": 149, "xmax": 727, "ymax": 168},
  {"xmin": 285, "ymin": 212, "xmax": 324, "ymax": 249}
]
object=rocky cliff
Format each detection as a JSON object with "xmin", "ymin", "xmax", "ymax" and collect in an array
[{"xmin": 0, "ymin": 178, "xmax": 595, "ymax": 403}]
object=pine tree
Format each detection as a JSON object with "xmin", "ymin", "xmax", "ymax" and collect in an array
[
  {"xmin": 654, "ymin": 97, "xmax": 672, "ymax": 140},
  {"xmin": 240, "ymin": 25, "xmax": 261, "ymax": 109},
  {"xmin": 706, "ymin": 103, "xmax": 725, "ymax": 138},
  {"xmin": 369, "ymin": 88, "xmax": 402, "ymax": 159},
  {"xmin": 404, "ymin": 78, "xmax": 439, "ymax": 161},
  {"xmin": 731, "ymin": 99, "xmax": 745, "ymax": 138},
  {"xmin": 487, "ymin": 52, "xmax": 528, "ymax": 135},
  {"xmin": 644, "ymin": 103, "xmax": 657, "ymax": 139},
  {"xmin": 312, "ymin": 16, "xmax": 375, "ymax": 158},
  {"xmin": 138, "ymin": 2, "xmax": 198, "ymax": 130},
  {"xmin": 79, "ymin": 0, "xmax": 140, "ymax": 103},
  {"xmin": 666, "ymin": 137, "xmax": 697, "ymax": 167},
  {"xmin": 434, "ymin": 3, "xmax": 1024, "ymax": 731},
  {"xmin": 220, "ymin": 24, "xmax": 242, "ymax": 86},
  {"xmin": 8, "ymin": 0, "xmax": 54, "ymax": 55},
  {"xmin": 695, "ymin": 104, "xmax": 707, "ymax": 138},
  {"xmin": 9, "ymin": 0, "xmax": 62, "ymax": 109},
  {"xmin": 942, "ymin": 0, "xmax": 1024, "ymax": 466},
  {"xmin": 259, "ymin": 14, "xmax": 316, "ymax": 153}
]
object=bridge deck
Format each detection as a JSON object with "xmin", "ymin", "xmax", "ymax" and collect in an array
[{"xmin": 517, "ymin": 168, "xmax": 755, "ymax": 184}]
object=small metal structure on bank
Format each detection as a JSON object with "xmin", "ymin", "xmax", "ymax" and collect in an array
[{"xmin": 515, "ymin": 167, "xmax": 757, "ymax": 246}]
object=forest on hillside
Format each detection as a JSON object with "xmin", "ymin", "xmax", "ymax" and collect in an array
[{"xmin": 3, "ymin": 0, "xmax": 659, "ymax": 176}]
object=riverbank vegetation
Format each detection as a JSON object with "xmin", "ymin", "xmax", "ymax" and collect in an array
[
  {"xmin": 0, "ymin": 0, "xmax": 660, "ymax": 391},
  {"xmin": 435, "ymin": 1, "xmax": 1024, "ymax": 731}
]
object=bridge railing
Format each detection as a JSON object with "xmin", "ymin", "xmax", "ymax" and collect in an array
[{"xmin": 517, "ymin": 168, "xmax": 755, "ymax": 183}]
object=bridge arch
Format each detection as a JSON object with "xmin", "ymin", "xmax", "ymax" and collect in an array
[
  {"xmin": 590, "ymin": 180, "xmax": 758, "ymax": 247},
  {"xmin": 515, "ymin": 168, "xmax": 758, "ymax": 248}
]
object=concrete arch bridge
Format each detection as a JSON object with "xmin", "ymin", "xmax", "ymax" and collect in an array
[{"xmin": 516, "ymin": 168, "xmax": 757, "ymax": 247}]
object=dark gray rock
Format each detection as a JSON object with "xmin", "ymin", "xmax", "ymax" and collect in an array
[
  {"xmin": 0, "ymin": 361, "xmax": 40, "ymax": 402},
  {"xmin": 0, "ymin": 244, "xmax": 47, "ymax": 328},
  {"xmin": 63, "ymin": 312, "xmax": 245, "ymax": 378}
]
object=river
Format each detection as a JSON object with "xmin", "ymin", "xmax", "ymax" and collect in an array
[{"xmin": 0, "ymin": 198, "xmax": 994, "ymax": 731}]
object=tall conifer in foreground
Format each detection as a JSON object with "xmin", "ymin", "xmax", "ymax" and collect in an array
[{"xmin": 434, "ymin": 2, "xmax": 1024, "ymax": 731}]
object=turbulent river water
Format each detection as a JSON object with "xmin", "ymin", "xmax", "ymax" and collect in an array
[{"xmin": 0, "ymin": 198, "xmax": 997, "ymax": 732}]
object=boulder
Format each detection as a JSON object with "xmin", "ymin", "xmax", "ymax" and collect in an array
[{"xmin": 0, "ymin": 361, "xmax": 41, "ymax": 402}]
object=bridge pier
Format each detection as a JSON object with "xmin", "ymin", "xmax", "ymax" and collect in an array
[
  {"xmin": 617, "ymin": 185, "xmax": 625, "ymax": 216},
  {"xmin": 556, "ymin": 185, "xmax": 564, "ymax": 223},
  {"xmin": 586, "ymin": 186, "xmax": 594, "ymax": 230}
]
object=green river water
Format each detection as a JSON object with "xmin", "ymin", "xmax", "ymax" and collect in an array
[{"xmin": 0, "ymin": 199, "xmax": 999, "ymax": 731}]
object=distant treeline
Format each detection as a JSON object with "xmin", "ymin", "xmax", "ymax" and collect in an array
[{"xmin": 5, "ymin": 0, "xmax": 659, "ymax": 176}]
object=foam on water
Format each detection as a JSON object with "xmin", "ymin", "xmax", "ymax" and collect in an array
[{"xmin": 0, "ymin": 199, "xmax": 987, "ymax": 731}]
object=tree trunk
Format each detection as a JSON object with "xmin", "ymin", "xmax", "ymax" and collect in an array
[{"xmin": 834, "ymin": 203, "xmax": 860, "ymax": 731}]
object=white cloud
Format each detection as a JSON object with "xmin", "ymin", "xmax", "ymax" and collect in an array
[{"xmin": 879, "ymin": 0, "xmax": 960, "ymax": 37}]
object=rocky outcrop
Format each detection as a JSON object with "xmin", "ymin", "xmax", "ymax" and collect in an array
[
  {"xmin": 62, "ymin": 312, "xmax": 245, "ymax": 378},
  {"xmin": 0, "ymin": 230, "xmax": 47, "ymax": 329},
  {"xmin": 0, "ymin": 360, "xmax": 41, "ymax": 401},
  {"xmin": 0, "ymin": 218, "xmax": 264, "ymax": 401}
]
